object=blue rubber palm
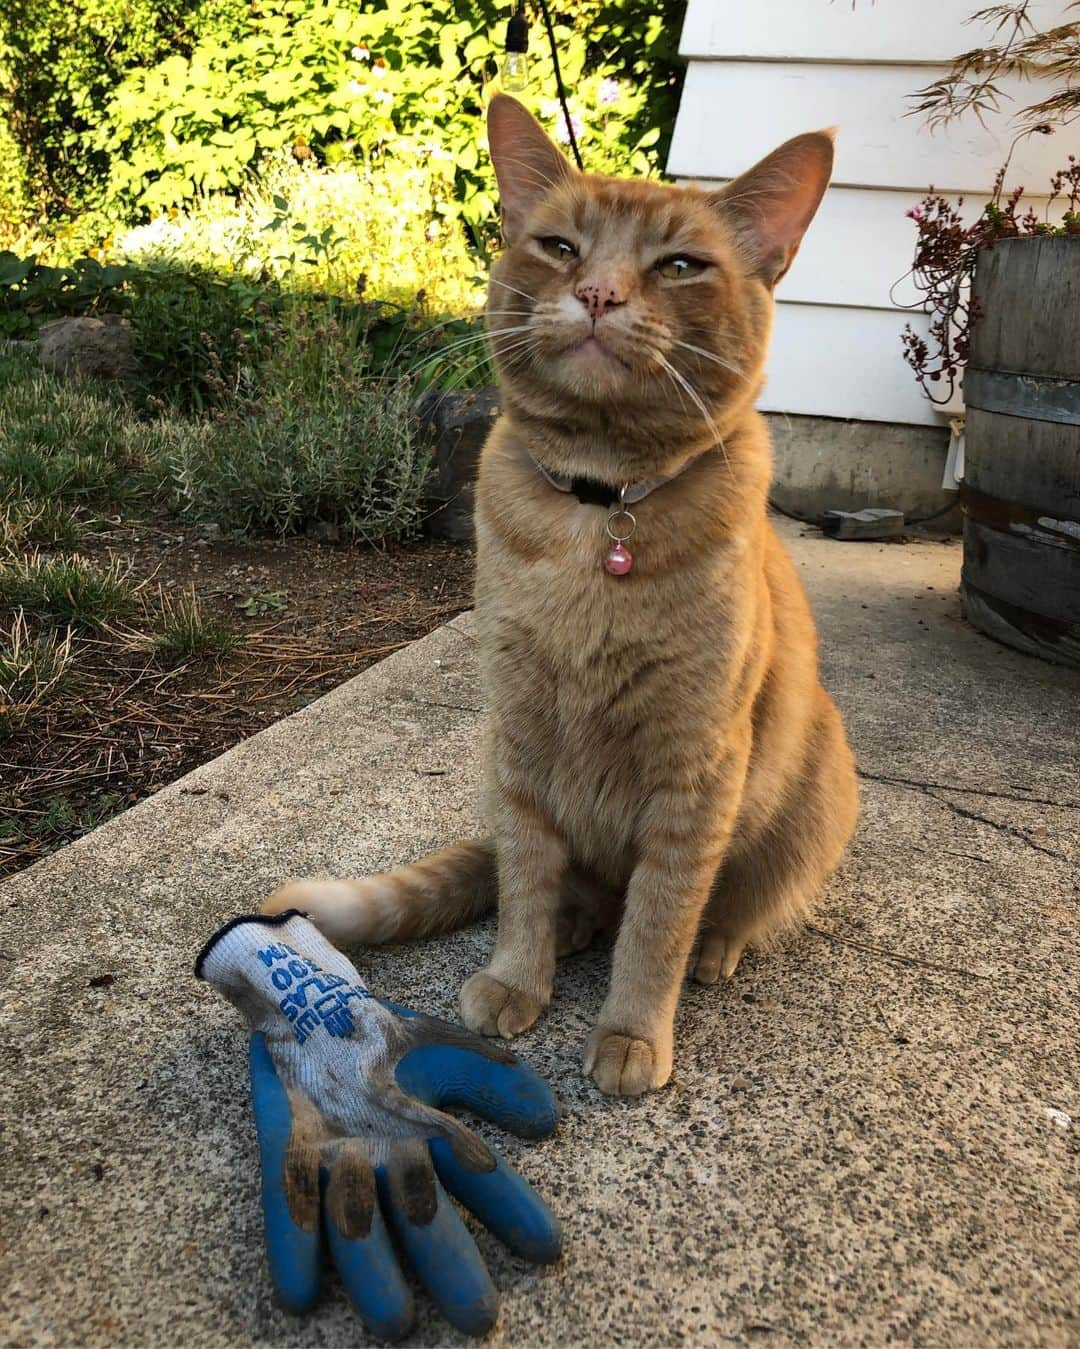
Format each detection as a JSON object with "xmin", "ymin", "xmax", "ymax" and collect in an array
[{"xmin": 195, "ymin": 910, "xmax": 561, "ymax": 1340}]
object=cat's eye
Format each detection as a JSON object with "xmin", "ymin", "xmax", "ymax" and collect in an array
[
  {"xmin": 656, "ymin": 255, "xmax": 707, "ymax": 280},
  {"xmin": 539, "ymin": 237, "xmax": 578, "ymax": 262}
]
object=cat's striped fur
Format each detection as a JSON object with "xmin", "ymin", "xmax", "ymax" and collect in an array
[{"xmin": 264, "ymin": 96, "xmax": 858, "ymax": 1095}]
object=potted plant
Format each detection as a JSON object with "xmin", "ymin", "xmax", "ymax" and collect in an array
[{"xmin": 903, "ymin": 2, "xmax": 1080, "ymax": 667}]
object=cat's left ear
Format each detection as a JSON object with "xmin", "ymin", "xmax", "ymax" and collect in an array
[
  {"xmin": 710, "ymin": 130, "xmax": 835, "ymax": 287},
  {"xmin": 487, "ymin": 94, "xmax": 577, "ymax": 243}
]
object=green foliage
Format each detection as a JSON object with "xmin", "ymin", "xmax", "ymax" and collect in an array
[
  {"xmin": 0, "ymin": 349, "xmax": 153, "ymax": 535},
  {"xmin": 0, "ymin": 552, "xmax": 138, "ymax": 630},
  {"xmin": 152, "ymin": 306, "xmax": 433, "ymax": 539},
  {"xmin": 0, "ymin": 494, "xmax": 85, "ymax": 550},
  {"xmin": 0, "ymin": 46, "xmax": 33, "ymax": 247},
  {"xmin": 116, "ymin": 152, "xmax": 486, "ymax": 311},
  {"xmin": 0, "ymin": 251, "xmax": 133, "ymax": 338},
  {"xmin": 0, "ymin": 790, "xmax": 126, "ymax": 857},
  {"xmin": 124, "ymin": 263, "xmax": 281, "ymax": 412},
  {"xmin": 0, "ymin": 0, "xmax": 204, "ymax": 225},
  {"xmin": 1, "ymin": 239, "xmax": 492, "ymax": 413},
  {"xmin": 3, "ymin": 0, "xmax": 686, "ymax": 246},
  {"xmin": 0, "ymin": 302, "xmax": 462, "ymax": 547},
  {"xmin": 152, "ymin": 586, "xmax": 238, "ymax": 663}
]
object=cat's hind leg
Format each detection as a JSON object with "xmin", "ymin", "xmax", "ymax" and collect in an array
[
  {"xmin": 556, "ymin": 866, "xmax": 620, "ymax": 957},
  {"xmin": 692, "ymin": 701, "xmax": 858, "ymax": 984}
]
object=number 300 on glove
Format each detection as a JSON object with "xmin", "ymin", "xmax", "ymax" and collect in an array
[{"xmin": 195, "ymin": 910, "xmax": 562, "ymax": 1339}]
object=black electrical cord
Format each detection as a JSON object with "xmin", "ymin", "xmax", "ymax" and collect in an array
[
  {"xmin": 904, "ymin": 496, "xmax": 963, "ymax": 525},
  {"xmin": 534, "ymin": 0, "xmax": 584, "ymax": 171},
  {"xmin": 515, "ymin": 8, "xmax": 949, "ymax": 529},
  {"xmin": 767, "ymin": 499, "xmax": 817, "ymax": 524}
]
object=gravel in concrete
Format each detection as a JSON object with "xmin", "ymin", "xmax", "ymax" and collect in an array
[{"xmin": 2, "ymin": 521, "xmax": 1077, "ymax": 1348}]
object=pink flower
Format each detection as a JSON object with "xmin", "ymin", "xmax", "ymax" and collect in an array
[{"xmin": 555, "ymin": 111, "xmax": 584, "ymax": 145}]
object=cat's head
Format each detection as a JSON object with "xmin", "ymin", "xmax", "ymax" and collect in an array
[{"xmin": 485, "ymin": 95, "xmax": 833, "ymax": 474}]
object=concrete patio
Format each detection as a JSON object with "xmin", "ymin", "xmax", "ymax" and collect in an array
[{"xmin": 2, "ymin": 519, "xmax": 1077, "ymax": 1348}]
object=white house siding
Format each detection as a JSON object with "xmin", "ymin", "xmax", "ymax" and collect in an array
[{"xmin": 668, "ymin": 0, "xmax": 1071, "ymax": 427}]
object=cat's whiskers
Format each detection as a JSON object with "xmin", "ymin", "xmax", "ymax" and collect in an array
[
  {"xmin": 489, "ymin": 278, "xmax": 540, "ymax": 305},
  {"xmin": 488, "ymin": 323, "xmax": 542, "ymax": 360},
  {"xmin": 397, "ymin": 325, "xmax": 530, "ymax": 383},
  {"xmin": 653, "ymin": 352, "xmax": 731, "ymax": 471},
  {"xmin": 650, "ymin": 348, "xmax": 690, "ymax": 419},
  {"xmin": 413, "ymin": 327, "xmax": 539, "ymax": 391},
  {"xmin": 416, "ymin": 325, "xmax": 527, "ymax": 360},
  {"xmin": 498, "ymin": 340, "xmax": 542, "ymax": 374},
  {"xmin": 668, "ymin": 338, "xmax": 747, "ymax": 382}
]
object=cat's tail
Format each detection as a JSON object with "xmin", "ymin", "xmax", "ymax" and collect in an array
[{"xmin": 259, "ymin": 839, "xmax": 497, "ymax": 947}]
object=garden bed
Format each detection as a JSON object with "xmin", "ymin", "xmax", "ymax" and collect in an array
[{"xmin": 1, "ymin": 520, "xmax": 473, "ymax": 880}]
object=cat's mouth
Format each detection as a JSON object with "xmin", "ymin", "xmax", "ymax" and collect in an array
[{"xmin": 568, "ymin": 334, "xmax": 632, "ymax": 372}]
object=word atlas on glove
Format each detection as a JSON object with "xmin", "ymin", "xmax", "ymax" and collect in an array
[{"xmin": 195, "ymin": 909, "xmax": 562, "ymax": 1339}]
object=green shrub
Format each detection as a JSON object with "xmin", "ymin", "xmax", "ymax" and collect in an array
[
  {"xmin": 0, "ymin": 352, "xmax": 153, "ymax": 520},
  {"xmin": 0, "ymin": 251, "xmax": 133, "ymax": 338},
  {"xmin": 115, "ymin": 152, "xmax": 485, "ymax": 313},
  {"xmin": 154, "ymin": 307, "xmax": 431, "ymax": 539},
  {"xmin": 0, "ymin": 312, "xmax": 448, "ymax": 546},
  {"xmin": 123, "ymin": 263, "xmax": 281, "ymax": 412},
  {"xmin": 0, "ymin": 60, "xmax": 33, "ymax": 247},
  {"xmin": 0, "ymin": 553, "xmax": 137, "ymax": 629},
  {"xmin": 0, "ymin": 0, "xmax": 205, "ymax": 226}
]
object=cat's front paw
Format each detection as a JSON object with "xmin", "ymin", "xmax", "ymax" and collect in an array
[
  {"xmin": 584, "ymin": 1026, "xmax": 673, "ymax": 1096},
  {"xmin": 460, "ymin": 970, "xmax": 543, "ymax": 1040}
]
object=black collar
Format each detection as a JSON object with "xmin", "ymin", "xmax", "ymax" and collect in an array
[
  {"xmin": 530, "ymin": 450, "xmax": 711, "ymax": 507},
  {"xmin": 565, "ymin": 475, "xmax": 621, "ymax": 508}
]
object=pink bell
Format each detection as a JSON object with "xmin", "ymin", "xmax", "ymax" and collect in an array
[{"xmin": 603, "ymin": 542, "xmax": 633, "ymax": 576}]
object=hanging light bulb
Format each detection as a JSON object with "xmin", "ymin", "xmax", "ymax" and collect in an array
[{"xmin": 502, "ymin": 3, "xmax": 530, "ymax": 91}]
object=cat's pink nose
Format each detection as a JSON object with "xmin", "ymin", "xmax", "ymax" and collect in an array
[{"xmin": 575, "ymin": 279, "xmax": 626, "ymax": 320}]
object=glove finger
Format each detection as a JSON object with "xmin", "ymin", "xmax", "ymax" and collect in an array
[
  {"xmin": 394, "ymin": 1042, "xmax": 560, "ymax": 1140},
  {"xmin": 430, "ymin": 1135, "xmax": 563, "ymax": 1265},
  {"xmin": 324, "ymin": 1147, "xmax": 414, "ymax": 1342},
  {"xmin": 378, "ymin": 1142, "xmax": 499, "ymax": 1338},
  {"xmin": 248, "ymin": 1033, "xmax": 322, "ymax": 1313}
]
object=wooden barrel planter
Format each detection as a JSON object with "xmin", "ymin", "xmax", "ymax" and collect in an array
[{"xmin": 961, "ymin": 236, "xmax": 1080, "ymax": 667}]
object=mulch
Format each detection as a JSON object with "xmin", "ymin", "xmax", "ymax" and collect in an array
[{"xmin": 0, "ymin": 524, "xmax": 475, "ymax": 878}]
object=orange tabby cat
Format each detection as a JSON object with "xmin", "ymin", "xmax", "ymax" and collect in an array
[{"xmin": 264, "ymin": 95, "xmax": 858, "ymax": 1095}]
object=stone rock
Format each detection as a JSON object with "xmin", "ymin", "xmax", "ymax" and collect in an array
[
  {"xmin": 38, "ymin": 314, "xmax": 132, "ymax": 381},
  {"xmin": 305, "ymin": 520, "xmax": 342, "ymax": 545},
  {"xmin": 414, "ymin": 386, "xmax": 500, "ymax": 543}
]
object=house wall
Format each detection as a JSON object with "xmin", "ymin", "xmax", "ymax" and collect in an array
[{"xmin": 669, "ymin": 0, "xmax": 1069, "ymax": 429}]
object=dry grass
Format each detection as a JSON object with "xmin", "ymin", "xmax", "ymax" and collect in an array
[{"xmin": 0, "ymin": 610, "xmax": 75, "ymax": 737}]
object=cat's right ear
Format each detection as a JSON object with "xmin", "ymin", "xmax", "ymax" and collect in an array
[
  {"xmin": 487, "ymin": 94, "xmax": 576, "ymax": 243},
  {"xmin": 710, "ymin": 129, "xmax": 835, "ymax": 287}
]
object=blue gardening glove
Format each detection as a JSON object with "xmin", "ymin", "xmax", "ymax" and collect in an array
[{"xmin": 195, "ymin": 910, "xmax": 562, "ymax": 1340}]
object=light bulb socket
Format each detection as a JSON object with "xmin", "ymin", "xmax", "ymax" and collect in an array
[{"xmin": 505, "ymin": 6, "xmax": 529, "ymax": 55}]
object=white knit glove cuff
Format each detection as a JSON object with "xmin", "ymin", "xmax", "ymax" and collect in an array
[{"xmin": 196, "ymin": 909, "xmax": 381, "ymax": 1047}]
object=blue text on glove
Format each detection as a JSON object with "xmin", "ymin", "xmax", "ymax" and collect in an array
[{"xmin": 257, "ymin": 942, "xmax": 373, "ymax": 1045}]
